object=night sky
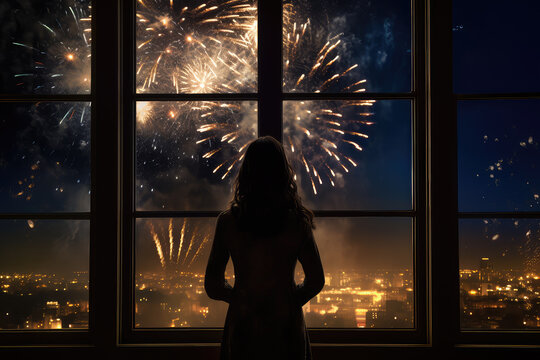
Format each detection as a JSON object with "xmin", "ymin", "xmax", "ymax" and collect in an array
[
  {"xmin": 0, "ymin": 0, "xmax": 538, "ymax": 277},
  {"xmin": 454, "ymin": 0, "xmax": 540, "ymax": 270},
  {"xmin": 453, "ymin": 0, "xmax": 540, "ymax": 93}
]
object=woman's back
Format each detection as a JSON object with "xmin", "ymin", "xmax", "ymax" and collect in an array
[
  {"xmin": 225, "ymin": 211, "xmax": 302, "ymax": 295},
  {"xmin": 205, "ymin": 211, "xmax": 324, "ymax": 360},
  {"xmin": 204, "ymin": 136, "xmax": 324, "ymax": 360}
]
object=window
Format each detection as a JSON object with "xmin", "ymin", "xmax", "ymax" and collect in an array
[
  {"xmin": 3, "ymin": 0, "xmax": 540, "ymax": 354},
  {"xmin": 0, "ymin": 0, "xmax": 92, "ymax": 344},
  {"xmin": 14, "ymin": 0, "xmax": 540, "ymax": 353},
  {"xmin": 454, "ymin": 0, "xmax": 540, "ymax": 344},
  {"xmin": 122, "ymin": 0, "xmax": 427, "ymax": 345}
]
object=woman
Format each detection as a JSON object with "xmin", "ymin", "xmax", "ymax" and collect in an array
[{"xmin": 205, "ymin": 136, "xmax": 325, "ymax": 360}]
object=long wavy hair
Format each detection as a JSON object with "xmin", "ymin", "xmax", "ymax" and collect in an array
[{"xmin": 230, "ymin": 136, "xmax": 314, "ymax": 233}]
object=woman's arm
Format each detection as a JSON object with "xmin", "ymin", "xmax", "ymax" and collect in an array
[
  {"xmin": 295, "ymin": 226, "xmax": 325, "ymax": 306},
  {"xmin": 204, "ymin": 214, "xmax": 233, "ymax": 303}
]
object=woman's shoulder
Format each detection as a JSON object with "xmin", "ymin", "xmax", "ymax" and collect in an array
[{"xmin": 217, "ymin": 209, "xmax": 236, "ymax": 225}]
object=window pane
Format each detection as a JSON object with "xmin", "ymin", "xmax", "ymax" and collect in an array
[
  {"xmin": 460, "ymin": 218, "xmax": 540, "ymax": 330},
  {"xmin": 136, "ymin": 101, "xmax": 257, "ymax": 211},
  {"xmin": 0, "ymin": 102, "xmax": 91, "ymax": 212},
  {"xmin": 300, "ymin": 217, "xmax": 413, "ymax": 328},
  {"xmin": 283, "ymin": 0, "xmax": 411, "ymax": 93},
  {"xmin": 135, "ymin": 217, "xmax": 414, "ymax": 329},
  {"xmin": 458, "ymin": 100, "xmax": 540, "ymax": 212},
  {"xmin": 135, "ymin": 217, "xmax": 232, "ymax": 327},
  {"xmin": 136, "ymin": 0, "xmax": 257, "ymax": 94},
  {"xmin": 0, "ymin": 219, "xmax": 89, "ymax": 330},
  {"xmin": 0, "ymin": 0, "xmax": 91, "ymax": 94},
  {"xmin": 283, "ymin": 100, "xmax": 412, "ymax": 210},
  {"xmin": 453, "ymin": 0, "xmax": 540, "ymax": 93}
]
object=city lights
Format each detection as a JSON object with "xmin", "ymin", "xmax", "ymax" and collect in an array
[
  {"xmin": 134, "ymin": 268, "xmax": 414, "ymax": 328},
  {"xmin": 460, "ymin": 257, "xmax": 540, "ymax": 329},
  {"xmin": 0, "ymin": 272, "xmax": 89, "ymax": 330}
]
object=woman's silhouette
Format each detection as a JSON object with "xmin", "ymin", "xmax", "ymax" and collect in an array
[{"xmin": 205, "ymin": 136, "xmax": 325, "ymax": 360}]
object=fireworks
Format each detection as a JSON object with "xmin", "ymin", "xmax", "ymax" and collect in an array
[
  {"xmin": 9, "ymin": 1, "xmax": 92, "ymax": 207},
  {"xmin": 15, "ymin": 162, "xmax": 39, "ymax": 202},
  {"xmin": 136, "ymin": 1, "xmax": 375, "ymax": 200},
  {"xmin": 135, "ymin": 1, "xmax": 260, "ymax": 198},
  {"xmin": 12, "ymin": 103, "xmax": 91, "ymax": 208},
  {"xmin": 147, "ymin": 218, "xmax": 212, "ymax": 272},
  {"xmin": 12, "ymin": 0, "xmax": 92, "ymax": 93},
  {"xmin": 283, "ymin": 2, "xmax": 367, "ymax": 94},
  {"xmin": 9, "ymin": 0, "xmax": 378, "ymax": 210},
  {"xmin": 136, "ymin": 0, "xmax": 257, "ymax": 93},
  {"xmin": 282, "ymin": 2, "xmax": 374, "ymax": 196},
  {"xmin": 284, "ymin": 101, "xmax": 374, "ymax": 195},
  {"xmin": 136, "ymin": 101, "xmax": 257, "ymax": 195}
]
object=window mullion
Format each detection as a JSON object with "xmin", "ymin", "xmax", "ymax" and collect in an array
[
  {"xmin": 120, "ymin": 0, "xmax": 136, "ymax": 344},
  {"xmin": 258, "ymin": 1, "xmax": 283, "ymax": 141},
  {"xmin": 413, "ymin": 0, "xmax": 428, "ymax": 341},
  {"xmin": 428, "ymin": 0, "xmax": 459, "ymax": 348},
  {"xmin": 91, "ymin": 0, "xmax": 120, "ymax": 348}
]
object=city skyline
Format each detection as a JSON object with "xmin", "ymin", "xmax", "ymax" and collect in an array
[
  {"xmin": 2, "ymin": 255, "xmax": 540, "ymax": 330},
  {"xmin": 0, "ymin": 0, "xmax": 539, "ymax": 336}
]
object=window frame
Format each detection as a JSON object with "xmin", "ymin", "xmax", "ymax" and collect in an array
[
  {"xmin": 430, "ymin": 0, "xmax": 540, "ymax": 347},
  {"xmin": 453, "ymin": 44, "xmax": 540, "ymax": 348},
  {"xmin": 2, "ymin": 0, "xmax": 539, "ymax": 351},
  {"xmin": 120, "ymin": 0, "xmax": 429, "ymax": 345},
  {"xmin": 0, "ymin": 0, "xmax": 120, "ymax": 347}
]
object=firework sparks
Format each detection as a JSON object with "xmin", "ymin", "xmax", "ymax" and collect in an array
[
  {"xmin": 12, "ymin": 1, "xmax": 92, "ymax": 93},
  {"xmin": 283, "ymin": 3, "xmax": 367, "ymax": 94},
  {"xmin": 176, "ymin": 218, "xmax": 187, "ymax": 263},
  {"xmin": 10, "ymin": 102, "xmax": 91, "ymax": 209},
  {"xmin": 284, "ymin": 100, "xmax": 374, "ymax": 195},
  {"xmin": 136, "ymin": 1, "xmax": 374, "ymax": 206},
  {"xmin": 168, "ymin": 218, "xmax": 174, "ymax": 261},
  {"xmin": 146, "ymin": 218, "xmax": 213, "ymax": 272},
  {"xmin": 136, "ymin": 0, "xmax": 257, "ymax": 93},
  {"xmin": 182, "ymin": 230, "xmax": 197, "ymax": 266},
  {"xmin": 136, "ymin": 100, "xmax": 257, "ymax": 199},
  {"xmin": 188, "ymin": 234, "xmax": 210, "ymax": 268},
  {"xmin": 9, "ymin": 2, "xmax": 92, "ymax": 208},
  {"xmin": 281, "ymin": 2, "xmax": 375, "ymax": 196},
  {"xmin": 150, "ymin": 222, "xmax": 166, "ymax": 269}
]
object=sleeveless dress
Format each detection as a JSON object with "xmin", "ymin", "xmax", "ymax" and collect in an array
[{"xmin": 205, "ymin": 210, "xmax": 325, "ymax": 360}]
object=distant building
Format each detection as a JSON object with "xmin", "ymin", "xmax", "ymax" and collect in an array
[
  {"xmin": 365, "ymin": 300, "xmax": 411, "ymax": 328},
  {"xmin": 479, "ymin": 257, "xmax": 494, "ymax": 296},
  {"xmin": 479, "ymin": 257, "xmax": 493, "ymax": 282}
]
